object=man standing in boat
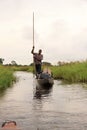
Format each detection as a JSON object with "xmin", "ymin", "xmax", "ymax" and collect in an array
[{"xmin": 31, "ymin": 46, "xmax": 43, "ymax": 76}]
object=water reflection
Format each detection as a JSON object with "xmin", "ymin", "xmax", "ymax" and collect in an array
[
  {"xmin": 32, "ymin": 85, "xmax": 53, "ymax": 130},
  {"xmin": 0, "ymin": 88, "xmax": 9, "ymax": 100},
  {"xmin": 33, "ymin": 86, "xmax": 53, "ymax": 99},
  {"xmin": 0, "ymin": 84, "xmax": 15, "ymax": 99},
  {"xmin": 0, "ymin": 89, "xmax": 6, "ymax": 98}
]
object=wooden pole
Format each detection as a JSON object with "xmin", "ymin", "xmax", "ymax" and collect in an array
[
  {"xmin": 33, "ymin": 12, "xmax": 34, "ymax": 47},
  {"xmin": 32, "ymin": 12, "xmax": 36, "ymax": 76}
]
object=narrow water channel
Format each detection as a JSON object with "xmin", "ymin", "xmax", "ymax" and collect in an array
[{"xmin": 0, "ymin": 71, "xmax": 87, "ymax": 130}]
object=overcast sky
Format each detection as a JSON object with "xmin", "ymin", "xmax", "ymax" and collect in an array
[{"xmin": 0, "ymin": 0, "xmax": 87, "ymax": 65}]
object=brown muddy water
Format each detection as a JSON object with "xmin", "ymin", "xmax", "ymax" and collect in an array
[{"xmin": 0, "ymin": 71, "xmax": 87, "ymax": 130}]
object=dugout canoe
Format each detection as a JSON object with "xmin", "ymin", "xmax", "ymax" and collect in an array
[{"xmin": 35, "ymin": 72, "xmax": 54, "ymax": 89}]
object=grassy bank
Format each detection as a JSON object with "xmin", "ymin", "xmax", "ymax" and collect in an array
[
  {"xmin": 0, "ymin": 65, "xmax": 16, "ymax": 90},
  {"xmin": 13, "ymin": 62, "xmax": 87, "ymax": 83},
  {"xmin": 0, "ymin": 61, "xmax": 87, "ymax": 91},
  {"xmin": 10, "ymin": 65, "xmax": 33, "ymax": 72},
  {"xmin": 51, "ymin": 61, "xmax": 87, "ymax": 83}
]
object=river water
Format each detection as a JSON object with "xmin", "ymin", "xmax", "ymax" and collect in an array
[{"xmin": 0, "ymin": 71, "xmax": 87, "ymax": 130}]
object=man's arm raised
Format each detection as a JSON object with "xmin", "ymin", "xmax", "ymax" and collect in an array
[{"xmin": 31, "ymin": 46, "xmax": 35, "ymax": 54}]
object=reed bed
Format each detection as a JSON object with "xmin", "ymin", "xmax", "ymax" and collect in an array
[
  {"xmin": 8, "ymin": 61, "xmax": 87, "ymax": 83},
  {"xmin": 10, "ymin": 65, "xmax": 33, "ymax": 72},
  {"xmin": 0, "ymin": 65, "xmax": 16, "ymax": 90},
  {"xmin": 0, "ymin": 60, "xmax": 87, "ymax": 91},
  {"xmin": 51, "ymin": 61, "xmax": 87, "ymax": 83}
]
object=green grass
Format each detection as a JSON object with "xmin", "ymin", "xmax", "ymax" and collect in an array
[
  {"xmin": 0, "ymin": 65, "xmax": 33, "ymax": 91},
  {"xmin": 50, "ymin": 61, "xmax": 87, "ymax": 83},
  {"xmin": 10, "ymin": 65, "xmax": 33, "ymax": 72},
  {"xmin": 8, "ymin": 61, "xmax": 87, "ymax": 83},
  {"xmin": 0, "ymin": 65, "xmax": 16, "ymax": 90},
  {"xmin": 0, "ymin": 61, "xmax": 87, "ymax": 91}
]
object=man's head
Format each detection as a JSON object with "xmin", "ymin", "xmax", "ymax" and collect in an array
[{"xmin": 38, "ymin": 49, "xmax": 42, "ymax": 54}]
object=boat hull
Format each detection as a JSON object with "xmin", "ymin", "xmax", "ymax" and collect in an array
[{"xmin": 35, "ymin": 78, "xmax": 54, "ymax": 89}]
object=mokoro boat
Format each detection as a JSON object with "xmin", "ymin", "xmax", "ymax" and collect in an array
[{"xmin": 35, "ymin": 72, "xmax": 54, "ymax": 89}]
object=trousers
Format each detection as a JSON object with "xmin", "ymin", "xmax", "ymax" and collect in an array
[{"xmin": 35, "ymin": 64, "xmax": 41, "ymax": 74}]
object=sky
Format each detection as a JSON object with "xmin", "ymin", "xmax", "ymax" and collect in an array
[{"xmin": 0, "ymin": 0, "xmax": 87, "ymax": 65}]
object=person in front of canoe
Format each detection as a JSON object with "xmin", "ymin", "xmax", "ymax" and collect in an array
[
  {"xmin": 31, "ymin": 46, "xmax": 43, "ymax": 77},
  {"xmin": 1, "ymin": 120, "xmax": 18, "ymax": 129}
]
